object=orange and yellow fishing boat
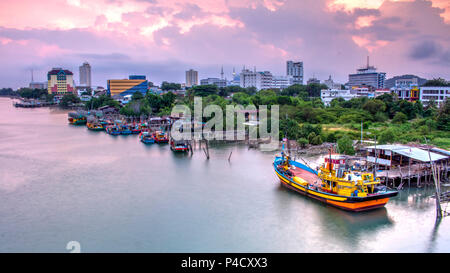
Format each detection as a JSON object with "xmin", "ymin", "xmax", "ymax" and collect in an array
[{"xmin": 273, "ymin": 152, "xmax": 398, "ymax": 212}]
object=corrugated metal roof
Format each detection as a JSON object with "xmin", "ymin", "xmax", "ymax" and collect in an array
[
  {"xmin": 365, "ymin": 145, "xmax": 448, "ymax": 162},
  {"xmin": 431, "ymin": 147, "xmax": 450, "ymax": 157}
]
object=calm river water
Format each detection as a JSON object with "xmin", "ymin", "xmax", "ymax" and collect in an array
[{"xmin": 0, "ymin": 97, "xmax": 449, "ymax": 252}]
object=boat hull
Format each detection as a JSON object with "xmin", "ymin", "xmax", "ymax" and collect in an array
[
  {"xmin": 141, "ymin": 138, "xmax": 155, "ymax": 144},
  {"xmin": 274, "ymin": 158, "xmax": 397, "ymax": 212},
  {"xmin": 171, "ymin": 146, "xmax": 188, "ymax": 152}
]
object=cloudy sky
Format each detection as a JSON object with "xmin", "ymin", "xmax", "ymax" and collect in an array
[{"xmin": 0, "ymin": 0, "xmax": 449, "ymax": 88}]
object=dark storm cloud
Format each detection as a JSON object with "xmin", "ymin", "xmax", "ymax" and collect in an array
[{"xmin": 410, "ymin": 40, "xmax": 440, "ymax": 59}]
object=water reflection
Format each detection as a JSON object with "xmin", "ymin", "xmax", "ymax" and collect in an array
[
  {"xmin": 275, "ymin": 183, "xmax": 393, "ymax": 250},
  {"xmin": 426, "ymin": 217, "xmax": 442, "ymax": 253},
  {"xmin": 1, "ymin": 97, "xmax": 449, "ymax": 252}
]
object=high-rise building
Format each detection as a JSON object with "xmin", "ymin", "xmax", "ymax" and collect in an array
[
  {"xmin": 286, "ymin": 61, "xmax": 304, "ymax": 85},
  {"xmin": 47, "ymin": 68, "xmax": 75, "ymax": 95},
  {"xmin": 347, "ymin": 57, "xmax": 386, "ymax": 89},
  {"xmin": 185, "ymin": 69, "xmax": 198, "ymax": 88},
  {"xmin": 79, "ymin": 62, "xmax": 91, "ymax": 87},
  {"xmin": 107, "ymin": 75, "xmax": 148, "ymax": 97}
]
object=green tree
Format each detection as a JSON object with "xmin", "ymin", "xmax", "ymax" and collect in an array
[
  {"xmin": 362, "ymin": 99, "xmax": 386, "ymax": 115},
  {"xmin": 398, "ymin": 100, "xmax": 417, "ymax": 119},
  {"xmin": 188, "ymin": 85, "xmax": 218, "ymax": 97},
  {"xmin": 305, "ymin": 83, "xmax": 328, "ymax": 97},
  {"xmin": 280, "ymin": 118, "xmax": 301, "ymax": 140},
  {"xmin": 423, "ymin": 78, "xmax": 449, "ymax": 87},
  {"xmin": 378, "ymin": 129, "xmax": 396, "ymax": 144},
  {"xmin": 297, "ymin": 138, "xmax": 308, "ymax": 148},
  {"xmin": 60, "ymin": 93, "xmax": 80, "ymax": 108},
  {"xmin": 161, "ymin": 81, "xmax": 181, "ymax": 91},
  {"xmin": 436, "ymin": 99, "xmax": 450, "ymax": 131},
  {"xmin": 311, "ymin": 135, "xmax": 323, "ymax": 145},
  {"xmin": 131, "ymin": 91, "xmax": 144, "ymax": 100},
  {"xmin": 392, "ymin": 112, "xmax": 407, "ymax": 124},
  {"xmin": 0, "ymin": 88, "xmax": 15, "ymax": 96},
  {"xmin": 337, "ymin": 135, "xmax": 355, "ymax": 155},
  {"xmin": 281, "ymin": 84, "xmax": 306, "ymax": 96}
]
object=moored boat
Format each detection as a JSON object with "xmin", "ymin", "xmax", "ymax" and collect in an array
[
  {"xmin": 170, "ymin": 137, "xmax": 189, "ymax": 152},
  {"xmin": 154, "ymin": 131, "xmax": 169, "ymax": 143},
  {"xmin": 87, "ymin": 122, "xmax": 104, "ymax": 131},
  {"xmin": 106, "ymin": 125, "xmax": 121, "ymax": 135},
  {"xmin": 131, "ymin": 123, "xmax": 141, "ymax": 134},
  {"xmin": 120, "ymin": 124, "xmax": 132, "ymax": 135},
  {"xmin": 68, "ymin": 112, "xmax": 87, "ymax": 125},
  {"xmin": 273, "ymin": 152, "xmax": 398, "ymax": 212},
  {"xmin": 139, "ymin": 131, "xmax": 155, "ymax": 144}
]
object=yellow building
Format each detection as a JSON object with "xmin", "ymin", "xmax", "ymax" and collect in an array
[
  {"xmin": 107, "ymin": 75, "xmax": 148, "ymax": 96},
  {"xmin": 47, "ymin": 68, "xmax": 75, "ymax": 95}
]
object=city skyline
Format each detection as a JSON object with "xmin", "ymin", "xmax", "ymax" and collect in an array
[{"xmin": 0, "ymin": 0, "xmax": 449, "ymax": 88}]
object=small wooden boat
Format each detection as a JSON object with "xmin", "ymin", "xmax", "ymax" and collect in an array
[
  {"xmin": 139, "ymin": 131, "xmax": 155, "ymax": 144},
  {"xmin": 273, "ymin": 152, "xmax": 398, "ymax": 212},
  {"xmin": 154, "ymin": 131, "xmax": 169, "ymax": 143}
]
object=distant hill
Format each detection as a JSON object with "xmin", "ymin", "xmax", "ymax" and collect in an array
[{"xmin": 384, "ymin": 75, "xmax": 427, "ymax": 89}]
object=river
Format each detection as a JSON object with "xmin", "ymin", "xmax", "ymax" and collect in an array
[{"xmin": 0, "ymin": 97, "xmax": 449, "ymax": 252}]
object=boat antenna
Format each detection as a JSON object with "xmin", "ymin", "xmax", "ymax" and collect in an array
[{"xmin": 373, "ymin": 135, "xmax": 378, "ymax": 179}]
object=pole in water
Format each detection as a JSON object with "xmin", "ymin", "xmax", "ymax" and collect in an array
[
  {"xmin": 228, "ymin": 151, "xmax": 232, "ymax": 161},
  {"xmin": 425, "ymin": 137, "xmax": 442, "ymax": 219}
]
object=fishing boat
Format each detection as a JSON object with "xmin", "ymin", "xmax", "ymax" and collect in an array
[
  {"xmin": 154, "ymin": 131, "xmax": 169, "ymax": 143},
  {"xmin": 99, "ymin": 119, "xmax": 109, "ymax": 127},
  {"xmin": 273, "ymin": 150, "xmax": 398, "ymax": 212},
  {"xmin": 120, "ymin": 124, "xmax": 132, "ymax": 135},
  {"xmin": 139, "ymin": 131, "xmax": 155, "ymax": 144},
  {"xmin": 106, "ymin": 125, "xmax": 121, "ymax": 136},
  {"xmin": 68, "ymin": 112, "xmax": 87, "ymax": 125},
  {"xmin": 170, "ymin": 137, "xmax": 189, "ymax": 152},
  {"xmin": 86, "ymin": 122, "xmax": 104, "ymax": 131},
  {"xmin": 131, "ymin": 124, "xmax": 141, "ymax": 134}
]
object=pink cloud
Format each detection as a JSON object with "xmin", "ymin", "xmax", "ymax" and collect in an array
[{"xmin": 0, "ymin": 0, "xmax": 448, "ymax": 89}]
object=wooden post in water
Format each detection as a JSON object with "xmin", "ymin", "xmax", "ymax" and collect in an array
[
  {"xmin": 425, "ymin": 137, "xmax": 442, "ymax": 219},
  {"xmin": 228, "ymin": 151, "xmax": 233, "ymax": 161},
  {"xmin": 408, "ymin": 157, "xmax": 411, "ymax": 188}
]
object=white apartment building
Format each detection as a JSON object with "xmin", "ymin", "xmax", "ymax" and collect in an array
[
  {"xmin": 420, "ymin": 86, "xmax": 450, "ymax": 107},
  {"xmin": 239, "ymin": 70, "xmax": 273, "ymax": 90},
  {"xmin": 272, "ymin": 75, "xmax": 294, "ymax": 89}
]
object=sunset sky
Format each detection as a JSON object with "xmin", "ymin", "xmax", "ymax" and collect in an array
[{"xmin": 0, "ymin": 0, "xmax": 449, "ymax": 88}]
